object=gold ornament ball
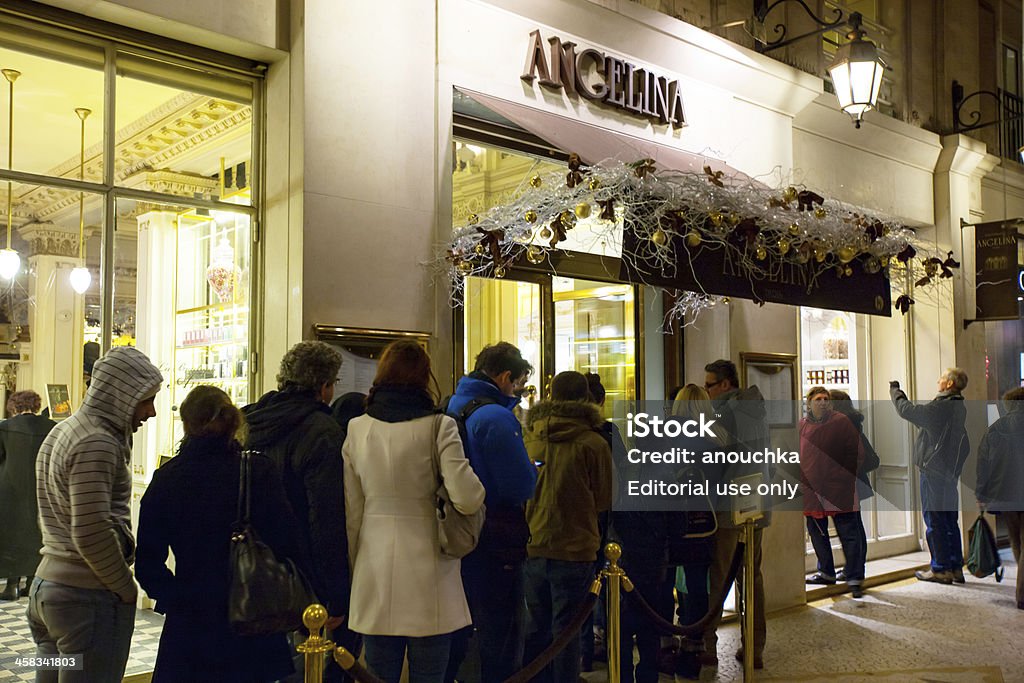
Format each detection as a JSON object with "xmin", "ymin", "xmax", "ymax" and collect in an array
[
  {"xmin": 709, "ymin": 212, "xmax": 724, "ymax": 227},
  {"xmin": 467, "ymin": 214, "xmax": 480, "ymax": 225},
  {"xmin": 727, "ymin": 213, "xmax": 741, "ymax": 226},
  {"xmin": 864, "ymin": 257, "xmax": 882, "ymax": 274},
  {"xmin": 574, "ymin": 202, "xmax": 592, "ymax": 219},
  {"xmin": 559, "ymin": 210, "xmax": 577, "ymax": 228},
  {"xmin": 685, "ymin": 231, "xmax": 701, "ymax": 248},
  {"xmin": 783, "ymin": 186, "xmax": 798, "ymax": 202},
  {"xmin": 814, "ymin": 247, "xmax": 827, "ymax": 263},
  {"xmin": 524, "ymin": 210, "xmax": 538, "ymax": 224},
  {"xmin": 814, "ymin": 207, "xmax": 827, "ymax": 219},
  {"xmin": 722, "ymin": 297, "xmax": 731, "ymax": 304},
  {"xmin": 879, "ymin": 255, "xmax": 890, "ymax": 267},
  {"xmin": 837, "ymin": 246, "xmax": 857, "ymax": 264},
  {"xmin": 529, "ymin": 175, "xmax": 542, "ymax": 188},
  {"xmin": 755, "ymin": 246, "xmax": 767, "ymax": 260},
  {"xmin": 526, "ymin": 245, "xmax": 546, "ymax": 264},
  {"xmin": 538, "ymin": 226, "xmax": 554, "ymax": 241},
  {"xmin": 473, "ymin": 243, "xmax": 486, "ymax": 255},
  {"xmin": 794, "ymin": 249, "xmax": 810, "ymax": 265},
  {"xmin": 778, "ymin": 238, "xmax": 791, "ymax": 255},
  {"xmin": 457, "ymin": 260, "xmax": 473, "ymax": 275},
  {"xmin": 651, "ymin": 229, "xmax": 669, "ymax": 246},
  {"xmin": 844, "ymin": 265, "xmax": 853, "ymax": 276},
  {"xmin": 494, "ymin": 265, "xmax": 507, "ymax": 278},
  {"xmin": 588, "ymin": 177, "xmax": 601, "ymax": 191},
  {"xmin": 788, "ymin": 223, "xmax": 800, "ymax": 236}
]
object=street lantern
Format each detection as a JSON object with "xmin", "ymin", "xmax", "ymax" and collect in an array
[{"xmin": 827, "ymin": 13, "xmax": 885, "ymax": 128}]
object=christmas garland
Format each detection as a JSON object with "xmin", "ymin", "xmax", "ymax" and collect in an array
[{"xmin": 440, "ymin": 156, "xmax": 958, "ymax": 327}]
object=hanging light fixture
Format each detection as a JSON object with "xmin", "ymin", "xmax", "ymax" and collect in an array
[
  {"xmin": 0, "ymin": 68, "xmax": 21, "ymax": 281},
  {"xmin": 69, "ymin": 107, "xmax": 91, "ymax": 294},
  {"xmin": 827, "ymin": 12, "xmax": 885, "ymax": 129}
]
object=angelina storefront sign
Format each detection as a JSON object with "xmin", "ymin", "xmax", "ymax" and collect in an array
[
  {"xmin": 974, "ymin": 220, "xmax": 1021, "ymax": 321},
  {"xmin": 521, "ymin": 29, "xmax": 686, "ymax": 128}
]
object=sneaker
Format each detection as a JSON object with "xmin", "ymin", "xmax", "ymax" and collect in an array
[
  {"xmin": 735, "ymin": 649, "xmax": 765, "ymax": 669},
  {"xmin": 850, "ymin": 582, "xmax": 864, "ymax": 599},
  {"xmin": 805, "ymin": 572, "xmax": 836, "ymax": 585},
  {"xmin": 952, "ymin": 567, "xmax": 965, "ymax": 584},
  {"xmin": 915, "ymin": 569, "xmax": 953, "ymax": 584}
]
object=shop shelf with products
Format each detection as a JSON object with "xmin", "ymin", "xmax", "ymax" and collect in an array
[
  {"xmin": 168, "ymin": 203, "xmax": 252, "ymax": 455},
  {"xmin": 799, "ymin": 308, "xmax": 857, "ymax": 401}
]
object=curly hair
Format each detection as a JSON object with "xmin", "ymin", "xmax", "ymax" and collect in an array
[
  {"xmin": 7, "ymin": 390, "xmax": 41, "ymax": 415},
  {"xmin": 276, "ymin": 341, "xmax": 343, "ymax": 392}
]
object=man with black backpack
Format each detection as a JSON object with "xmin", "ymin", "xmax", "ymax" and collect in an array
[{"xmin": 445, "ymin": 342, "xmax": 537, "ymax": 683}]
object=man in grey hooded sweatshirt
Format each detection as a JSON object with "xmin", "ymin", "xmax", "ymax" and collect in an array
[{"xmin": 28, "ymin": 346, "xmax": 163, "ymax": 682}]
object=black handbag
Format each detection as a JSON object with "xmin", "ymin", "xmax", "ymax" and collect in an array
[{"xmin": 228, "ymin": 450, "xmax": 317, "ymax": 636}]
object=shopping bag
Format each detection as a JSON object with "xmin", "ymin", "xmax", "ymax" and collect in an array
[{"xmin": 966, "ymin": 514, "xmax": 1003, "ymax": 582}]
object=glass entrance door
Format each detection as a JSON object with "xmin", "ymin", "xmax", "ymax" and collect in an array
[{"xmin": 460, "ymin": 274, "xmax": 637, "ymax": 412}]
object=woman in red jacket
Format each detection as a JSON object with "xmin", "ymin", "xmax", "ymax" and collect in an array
[{"xmin": 800, "ymin": 387, "xmax": 866, "ymax": 598}]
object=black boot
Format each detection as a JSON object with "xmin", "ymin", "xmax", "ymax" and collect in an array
[
  {"xmin": 19, "ymin": 576, "xmax": 32, "ymax": 598},
  {"xmin": 0, "ymin": 579, "xmax": 18, "ymax": 601}
]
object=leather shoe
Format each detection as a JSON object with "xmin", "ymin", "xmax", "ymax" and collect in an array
[
  {"xmin": 836, "ymin": 568, "xmax": 847, "ymax": 582},
  {"xmin": 850, "ymin": 582, "xmax": 864, "ymax": 599},
  {"xmin": 735, "ymin": 650, "xmax": 764, "ymax": 669},
  {"xmin": 0, "ymin": 584, "xmax": 17, "ymax": 601},
  {"xmin": 952, "ymin": 567, "xmax": 965, "ymax": 584},
  {"xmin": 915, "ymin": 569, "xmax": 953, "ymax": 584},
  {"xmin": 805, "ymin": 572, "xmax": 836, "ymax": 585}
]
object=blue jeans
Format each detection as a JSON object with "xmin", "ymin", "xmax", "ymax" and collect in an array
[
  {"xmin": 523, "ymin": 558, "xmax": 594, "ymax": 683},
  {"xmin": 806, "ymin": 512, "xmax": 867, "ymax": 582},
  {"xmin": 919, "ymin": 471, "xmax": 963, "ymax": 572},
  {"xmin": 26, "ymin": 578, "xmax": 136, "ymax": 683},
  {"xmin": 363, "ymin": 633, "xmax": 452, "ymax": 683}
]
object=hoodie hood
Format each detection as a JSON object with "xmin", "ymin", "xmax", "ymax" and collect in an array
[
  {"xmin": 526, "ymin": 400, "xmax": 604, "ymax": 442},
  {"xmin": 242, "ymin": 387, "xmax": 329, "ymax": 449},
  {"xmin": 81, "ymin": 346, "xmax": 163, "ymax": 438}
]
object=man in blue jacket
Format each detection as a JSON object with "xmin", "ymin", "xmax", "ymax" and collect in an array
[{"xmin": 446, "ymin": 342, "xmax": 537, "ymax": 683}]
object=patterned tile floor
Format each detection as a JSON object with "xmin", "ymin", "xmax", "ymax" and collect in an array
[{"xmin": 0, "ymin": 597, "xmax": 161, "ymax": 682}]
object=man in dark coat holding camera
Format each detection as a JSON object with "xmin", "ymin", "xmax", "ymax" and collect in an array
[{"xmin": 890, "ymin": 369, "xmax": 970, "ymax": 585}]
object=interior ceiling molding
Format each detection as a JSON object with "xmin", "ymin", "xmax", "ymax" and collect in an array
[{"xmin": 6, "ymin": 98, "xmax": 244, "ymax": 228}]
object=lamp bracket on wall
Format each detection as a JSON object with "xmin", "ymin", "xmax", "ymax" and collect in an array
[
  {"xmin": 753, "ymin": 0, "xmax": 846, "ymax": 53},
  {"xmin": 951, "ymin": 80, "xmax": 1023, "ymax": 134}
]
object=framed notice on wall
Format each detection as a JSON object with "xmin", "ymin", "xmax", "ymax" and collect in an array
[
  {"xmin": 740, "ymin": 352, "xmax": 798, "ymax": 428},
  {"xmin": 46, "ymin": 384, "xmax": 72, "ymax": 420},
  {"xmin": 312, "ymin": 326, "xmax": 431, "ymax": 396}
]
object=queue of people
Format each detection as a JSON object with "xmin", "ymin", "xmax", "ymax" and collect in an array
[{"xmin": 9, "ymin": 339, "xmax": 1023, "ymax": 683}]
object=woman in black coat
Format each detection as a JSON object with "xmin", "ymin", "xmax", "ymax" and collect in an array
[
  {"xmin": 136, "ymin": 385, "xmax": 309, "ymax": 682},
  {"xmin": 0, "ymin": 391, "xmax": 56, "ymax": 600}
]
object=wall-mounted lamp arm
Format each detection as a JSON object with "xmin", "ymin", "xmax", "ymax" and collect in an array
[
  {"xmin": 952, "ymin": 80, "xmax": 1024, "ymax": 133},
  {"xmin": 753, "ymin": 0, "xmax": 845, "ymax": 53}
]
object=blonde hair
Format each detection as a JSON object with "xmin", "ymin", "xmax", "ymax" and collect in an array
[{"xmin": 672, "ymin": 383, "xmax": 727, "ymax": 445}]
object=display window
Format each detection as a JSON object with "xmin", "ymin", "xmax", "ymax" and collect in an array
[
  {"xmin": 453, "ymin": 139, "xmax": 641, "ymax": 413},
  {"xmin": 0, "ymin": 11, "xmax": 263, "ymax": 486}
]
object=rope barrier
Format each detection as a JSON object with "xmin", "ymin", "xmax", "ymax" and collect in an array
[
  {"xmin": 297, "ymin": 539, "xmax": 743, "ymax": 683},
  {"xmin": 620, "ymin": 540, "xmax": 745, "ymax": 638},
  {"xmin": 501, "ymin": 590, "xmax": 600, "ymax": 683}
]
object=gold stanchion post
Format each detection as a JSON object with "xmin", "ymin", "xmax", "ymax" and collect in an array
[
  {"xmin": 297, "ymin": 604, "xmax": 336, "ymax": 683},
  {"xmin": 742, "ymin": 519, "xmax": 756, "ymax": 681},
  {"xmin": 601, "ymin": 542, "xmax": 635, "ymax": 683}
]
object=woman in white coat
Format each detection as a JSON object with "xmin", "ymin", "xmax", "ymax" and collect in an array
[{"xmin": 343, "ymin": 340, "xmax": 485, "ymax": 683}]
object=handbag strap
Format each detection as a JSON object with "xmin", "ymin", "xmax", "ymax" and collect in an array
[
  {"xmin": 429, "ymin": 414, "xmax": 443, "ymax": 489},
  {"xmin": 235, "ymin": 450, "xmax": 253, "ymax": 526}
]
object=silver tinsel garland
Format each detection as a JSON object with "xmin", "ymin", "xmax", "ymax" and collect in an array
[{"xmin": 437, "ymin": 158, "xmax": 957, "ymax": 326}]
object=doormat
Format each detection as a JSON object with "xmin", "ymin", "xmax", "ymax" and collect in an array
[{"xmin": 761, "ymin": 665, "xmax": 1005, "ymax": 682}]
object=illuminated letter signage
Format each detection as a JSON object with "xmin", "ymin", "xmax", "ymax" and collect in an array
[{"xmin": 521, "ymin": 29, "xmax": 686, "ymax": 128}]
